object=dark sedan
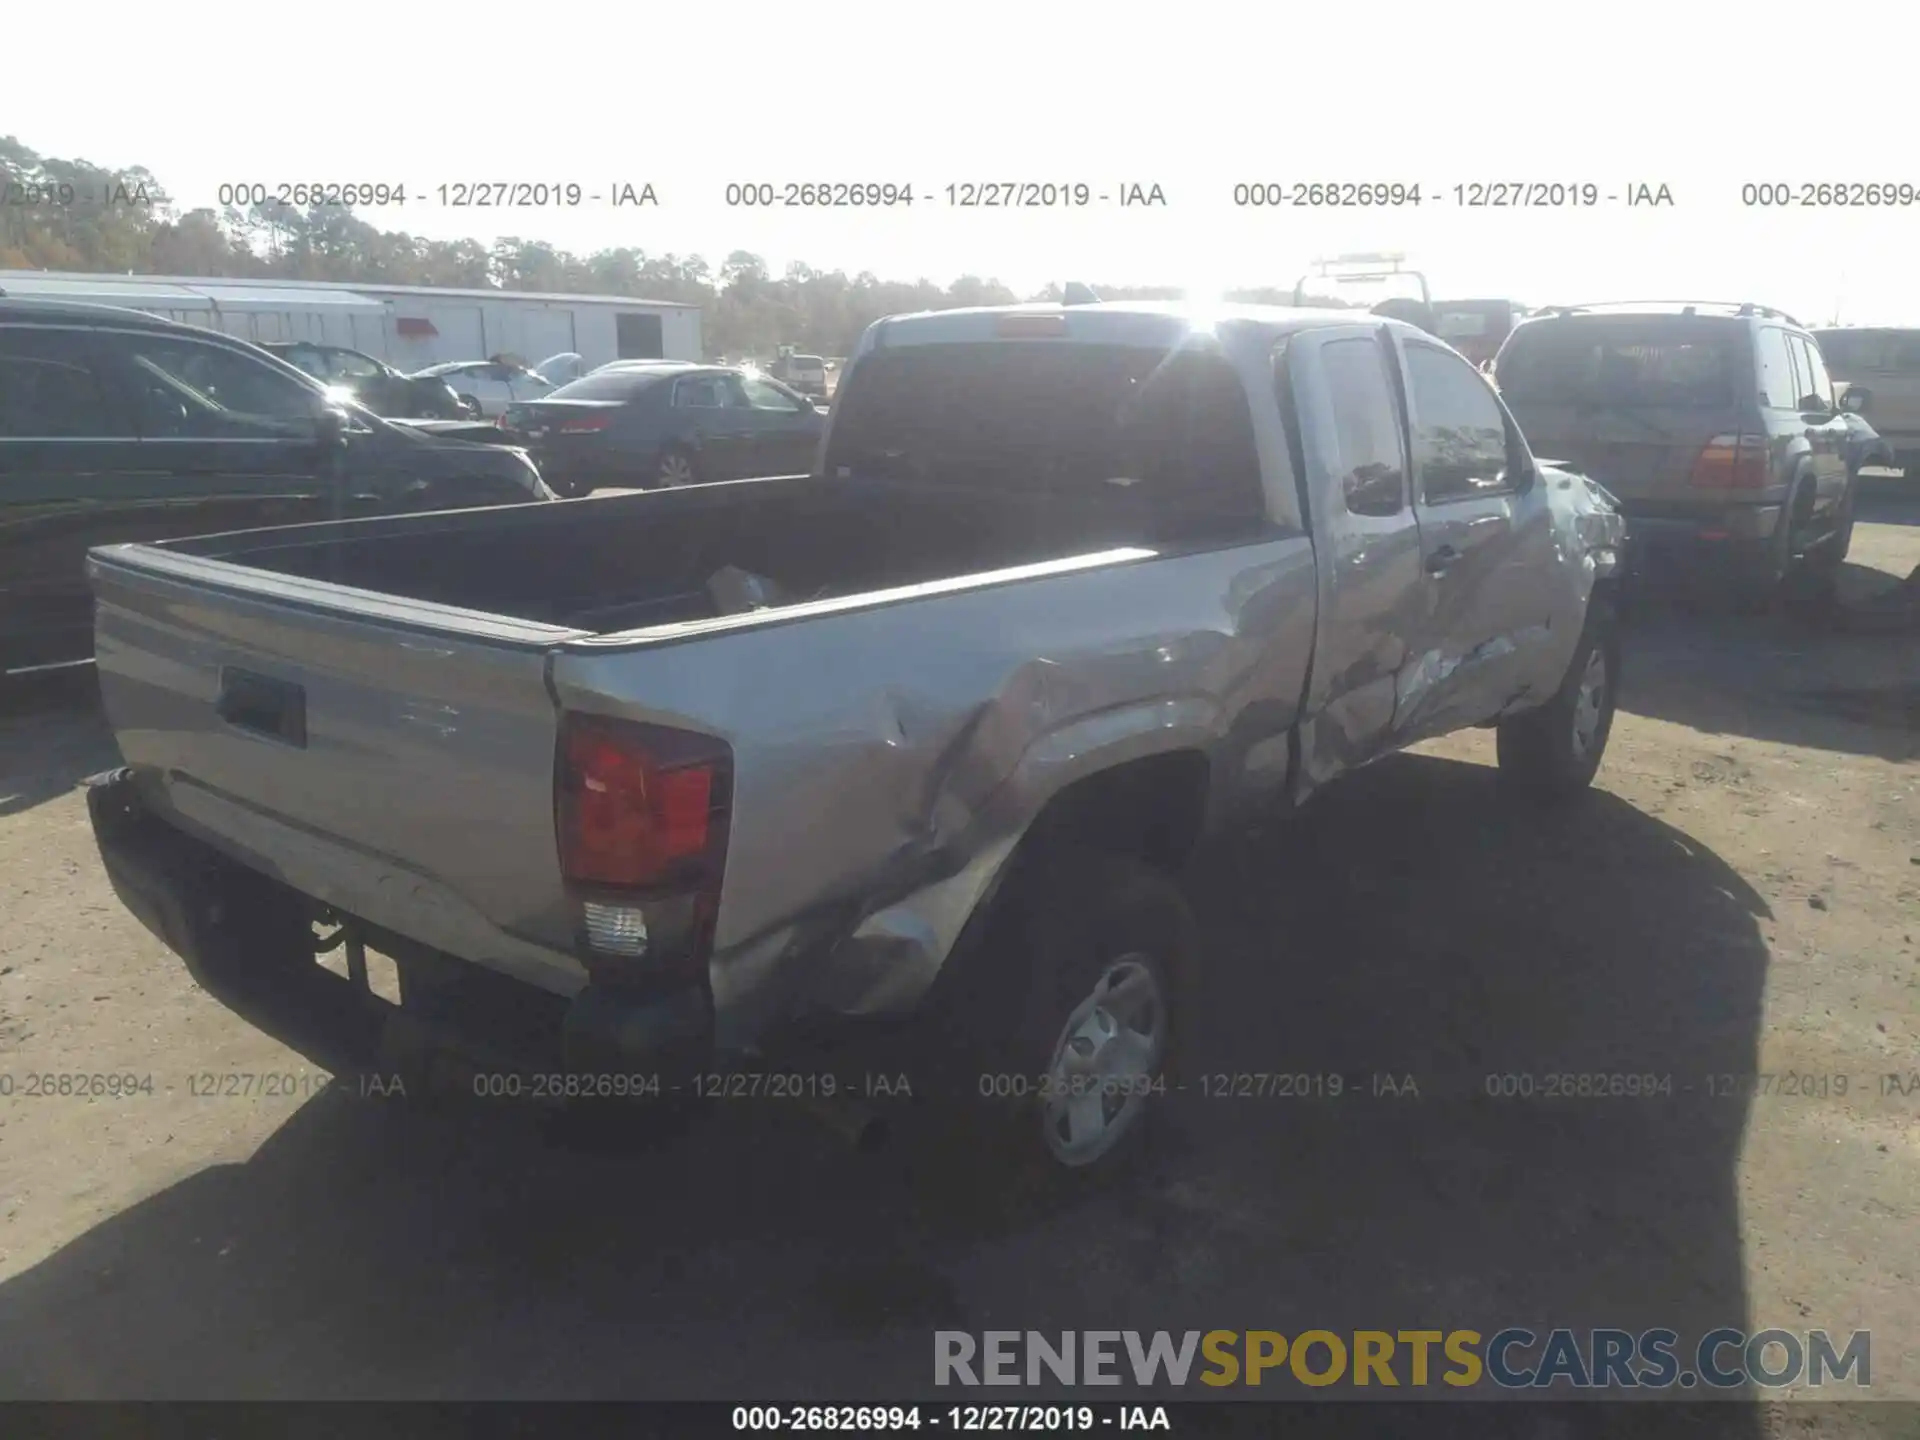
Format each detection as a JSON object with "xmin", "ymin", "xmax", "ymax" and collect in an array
[
  {"xmin": 262, "ymin": 342, "xmax": 470, "ymax": 419},
  {"xmin": 500, "ymin": 363, "xmax": 826, "ymax": 496}
]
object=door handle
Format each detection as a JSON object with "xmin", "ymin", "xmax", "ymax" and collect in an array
[{"xmin": 1425, "ymin": 545, "xmax": 1461, "ymax": 575}]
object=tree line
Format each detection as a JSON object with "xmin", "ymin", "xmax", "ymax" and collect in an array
[{"xmin": 2, "ymin": 136, "xmax": 1353, "ymax": 359}]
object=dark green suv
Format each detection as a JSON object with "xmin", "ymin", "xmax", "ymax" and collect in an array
[{"xmin": 1495, "ymin": 302, "xmax": 1858, "ymax": 603}]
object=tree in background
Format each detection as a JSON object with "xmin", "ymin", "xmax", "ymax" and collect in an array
[{"xmin": 1, "ymin": 136, "xmax": 1350, "ymax": 358}]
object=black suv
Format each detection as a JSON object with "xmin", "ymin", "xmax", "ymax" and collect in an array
[
  {"xmin": 260, "ymin": 341, "xmax": 469, "ymax": 419},
  {"xmin": 1495, "ymin": 302, "xmax": 1859, "ymax": 603},
  {"xmin": 0, "ymin": 299, "xmax": 555, "ymax": 676}
]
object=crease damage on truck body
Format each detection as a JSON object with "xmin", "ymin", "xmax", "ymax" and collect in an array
[{"xmin": 551, "ymin": 527, "xmax": 1320, "ymax": 1050}]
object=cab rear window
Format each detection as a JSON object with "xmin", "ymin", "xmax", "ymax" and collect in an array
[
  {"xmin": 823, "ymin": 339, "xmax": 1266, "ymax": 531},
  {"xmin": 1497, "ymin": 318, "xmax": 1745, "ymax": 408}
]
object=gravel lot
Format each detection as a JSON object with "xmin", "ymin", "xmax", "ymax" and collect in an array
[{"xmin": 0, "ymin": 497, "xmax": 1915, "ymax": 1424}]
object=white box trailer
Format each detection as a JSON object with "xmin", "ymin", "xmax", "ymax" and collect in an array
[
  {"xmin": 0, "ymin": 272, "xmax": 389, "ymax": 348},
  {"xmin": 0, "ymin": 272, "xmax": 702, "ymax": 373},
  {"xmin": 350, "ymin": 283, "xmax": 701, "ymax": 373}
]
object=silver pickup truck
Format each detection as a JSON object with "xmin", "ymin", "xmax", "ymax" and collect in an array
[{"xmin": 84, "ymin": 300, "xmax": 1624, "ymax": 1178}]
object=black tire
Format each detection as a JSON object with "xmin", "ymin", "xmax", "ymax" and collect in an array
[
  {"xmin": 1496, "ymin": 605, "xmax": 1620, "ymax": 802},
  {"xmin": 1804, "ymin": 479, "xmax": 1858, "ymax": 575},
  {"xmin": 655, "ymin": 445, "xmax": 701, "ymax": 488},
  {"xmin": 1731, "ymin": 488, "xmax": 1801, "ymax": 614},
  {"xmin": 929, "ymin": 846, "xmax": 1198, "ymax": 1190}
]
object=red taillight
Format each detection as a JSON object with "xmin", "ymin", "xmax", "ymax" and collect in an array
[
  {"xmin": 1690, "ymin": 433, "xmax": 1770, "ymax": 489},
  {"xmin": 557, "ymin": 714, "xmax": 729, "ymax": 889},
  {"xmin": 558, "ymin": 412, "xmax": 614, "ymax": 434}
]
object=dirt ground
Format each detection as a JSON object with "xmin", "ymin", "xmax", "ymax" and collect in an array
[{"xmin": 0, "ymin": 494, "xmax": 1915, "ymax": 1424}]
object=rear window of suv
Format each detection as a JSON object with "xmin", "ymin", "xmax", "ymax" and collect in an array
[{"xmin": 1496, "ymin": 316, "xmax": 1746, "ymax": 408}]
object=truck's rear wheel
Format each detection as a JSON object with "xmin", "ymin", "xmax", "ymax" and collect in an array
[
  {"xmin": 939, "ymin": 846, "xmax": 1197, "ymax": 1186},
  {"xmin": 1805, "ymin": 480, "xmax": 1858, "ymax": 575},
  {"xmin": 1495, "ymin": 608, "xmax": 1619, "ymax": 802}
]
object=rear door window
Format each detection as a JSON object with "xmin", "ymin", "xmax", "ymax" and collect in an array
[
  {"xmin": 112, "ymin": 335, "xmax": 319, "ymax": 440},
  {"xmin": 673, "ymin": 376, "xmax": 727, "ymax": 409},
  {"xmin": 1497, "ymin": 318, "xmax": 1743, "ymax": 408},
  {"xmin": 1318, "ymin": 335, "xmax": 1408, "ymax": 516},
  {"xmin": 1791, "ymin": 335, "xmax": 1834, "ymax": 408},
  {"xmin": 1756, "ymin": 327, "xmax": 1798, "ymax": 410},
  {"xmin": 0, "ymin": 328, "xmax": 129, "ymax": 438}
]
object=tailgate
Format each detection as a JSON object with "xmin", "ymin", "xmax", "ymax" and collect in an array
[{"xmin": 89, "ymin": 543, "xmax": 593, "ymax": 996}]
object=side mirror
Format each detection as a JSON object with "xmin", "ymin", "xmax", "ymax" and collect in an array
[
  {"xmin": 1840, "ymin": 385, "xmax": 1871, "ymax": 415},
  {"xmin": 314, "ymin": 404, "xmax": 350, "ymax": 451},
  {"xmin": 1797, "ymin": 392, "xmax": 1833, "ymax": 414}
]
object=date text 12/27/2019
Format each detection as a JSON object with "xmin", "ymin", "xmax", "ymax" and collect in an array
[
  {"xmin": 731, "ymin": 1405, "xmax": 1171, "ymax": 1431},
  {"xmin": 1230, "ymin": 181, "xmax": 1675, "ymax": 208}
]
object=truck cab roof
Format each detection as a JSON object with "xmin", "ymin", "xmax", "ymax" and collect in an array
[{"xmin": 864, "ymin": 299, "xmax": 1410, "ymax": 349}]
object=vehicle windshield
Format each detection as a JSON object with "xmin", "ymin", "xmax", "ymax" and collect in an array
[
  {"xmin": 1496, "ymin": 317, "xmax": 1744, "ymax": 408},
  {"xmin": 822, "ymin": 339, "xmax": 1265, "ymax": 525}
]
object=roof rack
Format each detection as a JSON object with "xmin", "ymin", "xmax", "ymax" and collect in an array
[
  {"xmin": 1294, "ymin": 253, "xmax": 1430, "ymax": 307},
  {"xmin": 1533, "ymin": 299, "xmax": 1803, "ymax": 325}
]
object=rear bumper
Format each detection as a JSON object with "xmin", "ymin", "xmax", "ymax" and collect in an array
[
  {"xmin": 1620, "ymin": 506, "xmax": 1782, "ymax": 579},
  {"xmin": 86, "ymin": 767, "xmax": 713, "ymax": 1091}
]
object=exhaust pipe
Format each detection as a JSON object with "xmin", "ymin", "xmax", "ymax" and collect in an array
[{"xmin": 796, "ymin": 1092, "xmax": 889, "ymax": 1152}]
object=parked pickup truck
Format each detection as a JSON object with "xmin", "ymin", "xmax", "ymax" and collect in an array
[{"xmin": 85, "ymin": 300, "xmax": 1624, "ymax": 1178}]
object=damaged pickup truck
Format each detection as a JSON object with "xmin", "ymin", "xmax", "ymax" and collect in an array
[{"xmin": 84, "ymin": 299, "xmax": 1624, "ymax": 1177}]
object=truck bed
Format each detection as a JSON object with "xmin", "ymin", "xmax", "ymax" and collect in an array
[
  {"xmin": 156, "ymin": 471, "xmax": 1244, "ymax": 636},
  {"xmin": 88, "ymin": 467, "xmax": 1298, "ymax": 1020}
]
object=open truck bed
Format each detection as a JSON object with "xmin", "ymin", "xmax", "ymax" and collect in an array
[
  {"xmin": 86, "ymin": 465, "xmax": 1259, "ymax": 1037},
  {"xmin": 84, "ymin": 297, "xmax": 1620, "ymax": 1180},
  {"xmin": 160, "ymin": 471, "xmax": 1223, "ymax": 635}
]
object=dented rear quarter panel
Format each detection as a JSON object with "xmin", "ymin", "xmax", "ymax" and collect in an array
[{"xmin": 550, "ymin": 530, "xmax": 1320, "ymax": 1046}]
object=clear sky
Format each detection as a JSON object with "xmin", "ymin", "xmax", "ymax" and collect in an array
[{"xmin": 11, "ymin": 0, "xmax": 1917, "ymax": 322}]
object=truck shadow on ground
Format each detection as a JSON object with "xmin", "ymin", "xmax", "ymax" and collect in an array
[
  {"xmin": 0, "ymin": 671, "xmax": 118, "ymax": 817},
  {"xmin": 0, "ymin": 753, "xmax": 1771, "ymax": 1421},
  {"xmin": 1615, "ymin": 565, "xmax": 1918, "ymax": 764}
]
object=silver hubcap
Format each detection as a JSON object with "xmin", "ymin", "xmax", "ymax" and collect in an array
[
  {"xmin": 1040, "ymin": 955, "xmax": 1166, "ymax": 1168},
  {"xmin": 658, "ymin": 454, "xmax": 696, "ymax": 487},
  {"xmin": 1571, "ymin": 649, "xmax": 1609, "ymax": 758}
]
